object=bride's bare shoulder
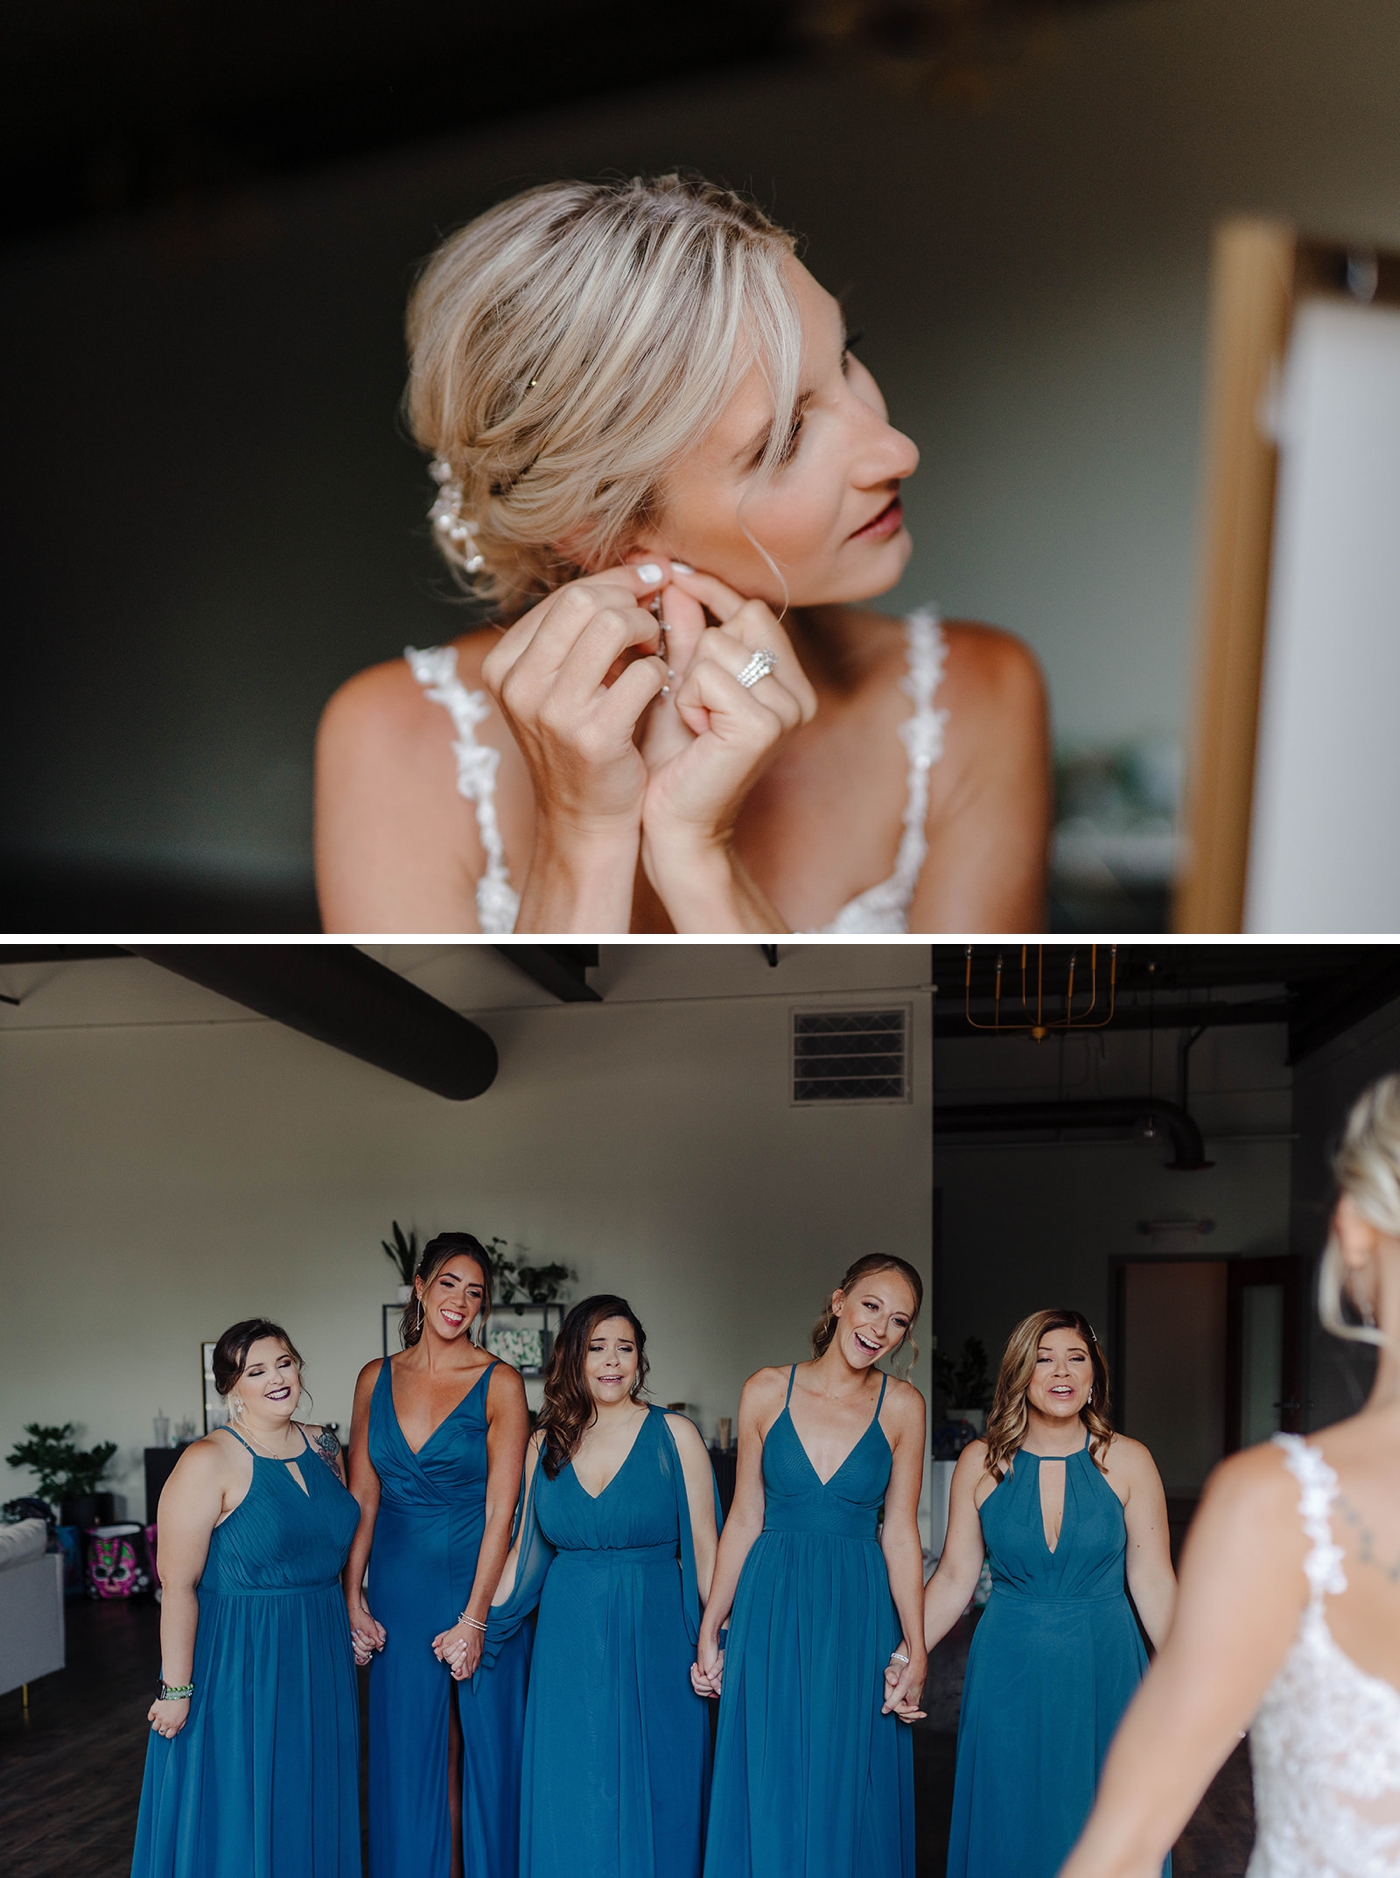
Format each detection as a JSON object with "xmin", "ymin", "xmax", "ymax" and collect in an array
[
  {"xmin": 938, "ymin": 618, "xmax": 1046, "ymax": 723},
  {"xmin": 316, "ymin": 628, "xmax": 500, "ymax": 772}
]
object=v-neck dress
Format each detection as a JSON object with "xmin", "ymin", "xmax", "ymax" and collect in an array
[
  {"xmin": 483, "ymin": 1405, "xmax": 719, "ymax": 1878},
  {"xmin": 130, "ymin": 1425, "xmax": 362, "ymax": 1878},
  {"xmin": 365, "ymin": 1356, "xmax": 530, "ymax": 1878},
  {"xmin": 947, "ymin": 1439, "xmax": 1168, "ymax": 1878},
  {"xmin": 702, "ymin": 1367, "xmax": 914, "ymax": 1878}
]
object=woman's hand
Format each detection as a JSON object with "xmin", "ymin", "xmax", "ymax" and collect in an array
[
  {"xmin": 638, "ymin": 569, "xmax": 817, "ymax": 931},
  {"xmin": 691, "ymin": 1630, "xmax": 725, "ymax": 1698},
  {"xmin": 432, "ymin": 1619, "xmax": 484, "ymax": 1682},
  {"xmin": 881, "ymin": 1644, "xmax": 928, "ymax": 1723},
  {"xmin": 481, "ymin": 563, "xmax": 674, "ymax": 839},
  {"xmin": 347, "ymin": 1594, "xmax": 385, "ymax": 1667},
  {"xmin": 147, "ymin": 1695, "xmax": 190, "ymax": 1739}
]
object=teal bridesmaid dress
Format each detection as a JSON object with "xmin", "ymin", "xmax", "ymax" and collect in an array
[
  {"xmin": 484, "ymin": 1405, "xmax": 718, "ymax": 1878},
  {"xmin": 947, "ymin": 1436, "xmax": 1169, "ymax": 1878},
  {"xmin": 703, "ymin": 1367, "xmax": 914, "ymax": 1878},
  {"xmin": 366, "ymin": 1355, "xmax": 530, "ymax": 1878},
  {"xmin": 130, "ymin": 1426, "xmax": 361, "ymax": 1878}
]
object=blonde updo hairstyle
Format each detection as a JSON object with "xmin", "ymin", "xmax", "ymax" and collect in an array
[
  {"xmin": 1319, "ymin": 1074, "xmax": 1400, "ymax": 1349},
  {"xmin": 405, "ymin": 173, "xmax": 803, "ymax": 618},
  {"xmin": 983, "ymin": 1309, "xmax": 1114, "ymax": 1481}
]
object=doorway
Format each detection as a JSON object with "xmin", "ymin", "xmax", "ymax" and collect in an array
[{"xmin": 1112, "ymin": 1253, "xmax": 1305, "ymax": 1558}]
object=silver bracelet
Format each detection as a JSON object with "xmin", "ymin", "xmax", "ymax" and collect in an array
[
  {"xmin": 888, "ymin": 1651, "xmax": 910, "ymax": 1665},
  {"xmin": 458, "ymin": 1614, "xmax": 487, "ymax": 1632}
]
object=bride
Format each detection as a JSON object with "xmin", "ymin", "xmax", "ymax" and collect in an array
[
  {"xmin": 315, "ymin": 172, "xmax": 1049, "ymax": 934},
  {"xmin": 1058, "ymin": 1074, "xmax": 1400, "ymax": 1878}
]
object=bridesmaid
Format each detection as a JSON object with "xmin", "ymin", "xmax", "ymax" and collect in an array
[
  {"xmin": 697, "ymin": 1255, "xmax": 927, "ymax": 1878},
  {"xmin": 131, "ymin": 1318, "xmax": 361, "ymax": 1878},
  {"xmin": 904, "ymin": 1309, "xmax": 1176, "ymax": 1878},
  {"xmin": 344, "ymin": 1233, "xmax": 530, "ymax": 1878},
  {"xmin": 473, "ymin": 1294, "xmax": 720, "ymax": 1878}
]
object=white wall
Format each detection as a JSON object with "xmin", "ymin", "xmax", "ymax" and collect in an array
[{"xmin": 0, "ymin": 945, "xmax": 933, "ymax": 1524}]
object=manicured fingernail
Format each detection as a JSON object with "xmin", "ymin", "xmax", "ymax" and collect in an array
[
  {"xmin": 671, "ymin": 560, "xmax": 695, "ymax": 574},
  {"xmin": 636, "ymin": 563, "xmax": 664, "ymax": 585}
]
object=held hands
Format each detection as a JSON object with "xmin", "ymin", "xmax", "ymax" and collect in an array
[
  {"xmin": 347, "ymin": 1595, "xmax": 386, "ymax": 1668},
  {"xmin": 691, "ymin": 1631, "xmax": 725, "ymax": 1699},
  {"xmin": 432, "ymin": 1619, "xmax": 485, "ymax": 1682},
  {"xmin": 147, "ymin": 1695, "xmax": 190, "ymax": 1739},
  {"xmin": 881, "ymin": 1641, "xmax": 928, "ymax": 1724}
]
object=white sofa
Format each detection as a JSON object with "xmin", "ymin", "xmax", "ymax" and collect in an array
[{"xmin": 0, "ymin": 1519, "xmax": 65, "ymax": 1697}]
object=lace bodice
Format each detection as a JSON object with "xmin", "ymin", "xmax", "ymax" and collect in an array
[
  {"xmin": 404, "ymin": 609, "xmax": 948, "ymax": 935},
  {"xmin": 1247, "ymin": 1435, "xmax": 1400, "ymax": 1878}
]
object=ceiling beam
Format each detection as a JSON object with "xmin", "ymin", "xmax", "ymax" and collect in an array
[
  {"xmin": 934, "ymin": 1097, "xmax": 1212, "ymax": 1171},
  {"xmin": 936, "ymin": 996, "xmax": 1290, "ymax": 1038},
  {"xmin": 131, "ymin": 945, "xmax": 499, "ymax": 1099},
  {"xmin": 493, "ymin": 946, "xmax": 601, "ymax": 1003}
]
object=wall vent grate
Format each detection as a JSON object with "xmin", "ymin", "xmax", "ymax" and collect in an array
[{"xmin": 792, "ymin": 1008, "xmax": 909, "ymax": 1104}]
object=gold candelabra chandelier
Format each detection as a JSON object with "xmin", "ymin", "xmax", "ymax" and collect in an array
[{"xmin": 964, "ymin": 944, "xmax": 1117, "ymax": 1042}]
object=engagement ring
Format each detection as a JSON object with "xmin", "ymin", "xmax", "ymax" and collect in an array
[{"xmin": 736, "ymin": 647, "xmax": 778, "ymax": 689}]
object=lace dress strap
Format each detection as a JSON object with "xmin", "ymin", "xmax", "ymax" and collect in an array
[
  {"xmin": 818, "ymin": 608, "xmax": 949, "ymax": 934},
  {"xmin": 1273, "ymin": 1433, "xmax": 1349, "ymax": 1616},
  {"xmin": 404, "ymin": 645, "xmax": 519, "ymax": 935}
]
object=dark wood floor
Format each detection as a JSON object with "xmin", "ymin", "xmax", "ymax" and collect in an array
[{"xmin": 1, "ymin": 1598, "xmax": 1255, "ymax": 1876}]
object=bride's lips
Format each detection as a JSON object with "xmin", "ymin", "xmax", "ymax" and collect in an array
[{"xmin": 848, "ymin": 495, "xmax": 903, "ymax": 543}]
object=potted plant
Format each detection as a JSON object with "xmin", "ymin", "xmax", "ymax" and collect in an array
[
  {"xmin": 931, "ymin": 1337, "xmax": 994, "ymax": 1438},
  {"xmin": 6, "ymin": 1423, "xmax": 119, "ymax": 1529},
  {"xmin": 381, "ymin": 1221, "xmax": 419, "ymax": 1304},
  {"xmin": 483, "ymin": 1239, "xmax": 574, "ymax": 1310}
]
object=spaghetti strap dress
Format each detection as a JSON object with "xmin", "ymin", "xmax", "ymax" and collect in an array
[
  {"xmin": 947, "ymin": 1438, "xmax": 1168, "ymax": 1878},
  {"xmin": 702, "ymin": 1367, "xmax": 914, "ymax": 1878},
  {"xmin": 366, "ymin": 1355, "xmax": 530, "ymax": 1878},
  {"xmin": 484, "ymin": 1405, "xmax": 719, "ymax": 1878},
  {"xmin": 130, "ymin": 1425, "xmax": 361, "ymax": 1878}
]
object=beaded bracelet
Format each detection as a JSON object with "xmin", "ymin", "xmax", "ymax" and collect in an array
[{"xmin": 159, "ymin": 1679, "xmax": 195, "ymax": 1700}]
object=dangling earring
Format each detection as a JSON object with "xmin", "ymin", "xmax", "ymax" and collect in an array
[
  {"xmin": 229, "ymin": 1395, "xmax": 244, "ymax": 1421},
  {"xmin": 417, "ymin": 1299, "xmax": 425, "ymax": 1334}
]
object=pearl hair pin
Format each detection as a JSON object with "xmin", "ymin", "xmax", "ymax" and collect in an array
[{"xmin": 428, "ymin": 459, "xmax": 485, "ymax": 574}]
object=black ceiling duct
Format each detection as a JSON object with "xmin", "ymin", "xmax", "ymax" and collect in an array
[
  {"xmin": 934, "ymin": 1098, "xmax": 1211, "ymax": 1171},
  {"xmin": 131, "ymin": 946, "xmax": 498, "ymax": 1100}
]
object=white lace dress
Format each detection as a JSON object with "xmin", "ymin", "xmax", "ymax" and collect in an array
[
  {"xmin": 1248, "ymin": 1435, "xmax": 1400, "ymax": 1877},
  {"xmin": 404, "ymin": 608, "xmax": 949, "ymax": 935}
]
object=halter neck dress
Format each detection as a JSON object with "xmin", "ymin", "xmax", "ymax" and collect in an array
[
  {"xmin": 483, "ymin": 1404, "xmax": 719, "ymax": 1878},
  {"xmin": 130, "ymin": 1425, "xmax": 361, "ymax": 1878},
  {"xmin": 702, "ymin": 1366, "xmax": 914, "ymax": 1878},
  {"xmin": 365, "ymin": 1355, "xmax": 530, "ymax": 1878},
  {"xmin": 405, "ymin": 608, "xmax": 948, "ymax": 934},
  {"xmin": 947, "ymin": 1436, "xmax": 1167, "ymax": 1878}
]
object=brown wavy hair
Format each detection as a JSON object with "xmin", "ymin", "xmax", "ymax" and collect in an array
[
  {"xmin": 811, "ymin": 1255, "xmax": 923, "ymax": 1375},
  {"xmin": 537, "ymin": 1295, "xmax": 649, "ymax": 1480},
  {"xmin": 983, "ymin": 1309, "xmax": 1113, "ymax": 1480},
  {"xmin": 400, "ymin": 1233, "xmax": 494, "ymax": 1349}
]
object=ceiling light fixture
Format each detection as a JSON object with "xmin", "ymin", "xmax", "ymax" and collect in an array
[{"xmin": 964, "ymin": 944, "xmax": 1117, "ymax": 1042}]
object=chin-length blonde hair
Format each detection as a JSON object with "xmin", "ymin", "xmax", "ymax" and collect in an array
[
  {"xmin": 405, "ymin": 172, "xmax": 803, "ymax": 619},
  {"xmin": 983, "ymin": 1309, "xmax": 1113, "ymax": 1481},
  {"xmin": 1319, "ymin": 1075, "xmax": 1400, "ymax": 1349}
]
